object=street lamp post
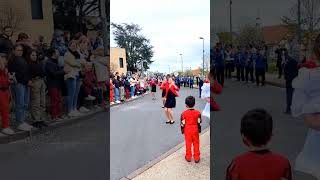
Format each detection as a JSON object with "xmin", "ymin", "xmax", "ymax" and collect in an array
[
  {"xmin": 180, "ymin": 53, "xmax": 183, "ymax": 74},
  {"xmin": 100, "ymin": 0, "xmax": 109, "ymax": 56},
  {"xmin": 199, "ymin": 37, "xmax": 205, "ymax": 76}
]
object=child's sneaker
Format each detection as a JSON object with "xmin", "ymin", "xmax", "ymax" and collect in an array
[
  {"xmin": 2, "ymin": 127, "xmax": 15, "ymax": 135},
  {"xmin": 195, "ymin": 159, "xmax": 200, "ymax": 163},
  {"xmin": 185, "ymin": 156, "xmax": 191, "ymax": 162}
]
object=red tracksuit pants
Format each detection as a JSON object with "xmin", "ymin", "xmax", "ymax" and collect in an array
[
  {"xmin": 0, "ymin": 90, "xmax": 9, "ymax": 128},
  {"xmin": 184, "ymin": 127, "xmax": 200, "ymax": 161},
  {"xmin": 48, "ymin": 88, "xmax": 62, "ymax": 119}
]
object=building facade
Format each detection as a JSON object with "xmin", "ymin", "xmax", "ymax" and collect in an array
[
  {"xmin": 0, "ymin": 0, "xmax": 54, "ymax": 43},
  {"xmin": 110, "ymin": 47, "xmax": 127, "ymax": 75}
]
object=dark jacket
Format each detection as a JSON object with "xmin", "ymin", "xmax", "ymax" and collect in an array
[
  {"xmin": 213, "ymin": 48, "xmax": 225, "ymax": 68},
  {"xmin": 29, "ymin": 62, "xmax": 46, "ymax": 79},
  {"xmin": 45, "ymin": 58, "xmax": 65, "ymax": 88},
  {"xmin": 275, "ymin": 48, "xmax": 287, "ymax": 68},
  {"xmin": 284, "ymin": 56, "xmax": 298, "ymax": 82},
  {"xmin": 235, "ymin": 51, "xmax": 246, "ymax": 66},
  {"xmin": 0, "ymin": 34, "xmax": 13, "ymax": 55},
  {"xmin": 254, "ymin": 53, "xmax": 267, "ymax": 70},
  {"xmin": 8, "ymin": 56, "xmax": 31, "ymax": 85},
  {"xmin": 245, "ymin": 52, "xmax": 253, "ymax": 68}
]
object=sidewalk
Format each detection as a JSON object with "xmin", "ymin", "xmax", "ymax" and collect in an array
[
  {"xmin": 0, "ymin": 93, "xmax": 148, "ymax": 144},
  {"xmin": 122, "ymin": 128, "xmax": 210, "ymax": 180}
]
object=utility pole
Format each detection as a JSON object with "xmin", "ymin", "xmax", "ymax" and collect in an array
[
  {"xmin": 199, "ymin": 37, "xmax": 205, "ymax": 76},
  {"xmin": 180, "ymin": 54, "xmax": 183, "ymax": 74},
  {"xmin": 297, "ymin": 0, "xmax": 301, "ymax": 45},
  {"xmin": 100, "ymin": 0, "xmax": 109, "ymax": 56},
  {"xmin": 229, "ymin": 0, "xmax": 233, "ymax": 45}
]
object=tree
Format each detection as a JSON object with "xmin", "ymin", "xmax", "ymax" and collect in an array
[
  {"xmin": 112, "ymin": 23, "xmax": 154, "ymax": 72},
  {"xmin": 0, "ymin": 7, "xmax": 23, "ymax": 32},
  {"xmin": 282, "ymin": 0, "xmax": 320, "ymax": 55},
  {"xmin": 53, "ymin": 0, "xmax": 100, "ymax": 33},
  {"xmin": 235, "ymin": 24, "xmax": 264, "ymax": 47}
]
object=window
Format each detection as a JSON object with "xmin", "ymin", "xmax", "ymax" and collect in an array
[
  {"xmin": 31, "ymin": 0, "xmax": 44, "ymax": 19},
  {"xmin": 119, "ymin": 58, "xmax": 124, "ymax": 68}
]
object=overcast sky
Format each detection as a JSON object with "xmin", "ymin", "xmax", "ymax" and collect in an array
[
  {"xmin": 212, "ymin": 0, "xmax": 296, "ymax": 32},
  {"xmin": 110, "ymin": 0, "xmax": 210, "ymax": 74}
]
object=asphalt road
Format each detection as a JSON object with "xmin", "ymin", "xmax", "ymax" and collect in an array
[
  {"xmin": 212, "ymin": 79, "xmax": 317, "ymax": 180},
  {"xmin": 110, "ymin": 87, "xmax": 209, "ymax": 180},
  {"xmin": 0, "ymin": 112, "xmax": 108, "ymax": 180}
]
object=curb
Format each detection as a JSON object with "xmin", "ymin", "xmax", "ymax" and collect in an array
[
  {"xmin": 231, "ymin": 75, "xmax": 285, "ymax": 88},
  {"xmin": 0, "ymin": 93, "xmax": 149, "ymax": 144},
  {"xmin": 122, "ymin": 127, "xmax": 210, "ymax": 180}
]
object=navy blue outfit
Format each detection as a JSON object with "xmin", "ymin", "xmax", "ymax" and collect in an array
[
  {"xmin": 199, "ymin": 78, "xmax": 204, "ymax": 98},
  {"xmin": 284, "ymin": 56, "xmax": 298, "ymax": 113},
  {"xmin": 225, "ymin": 51, "xmax": 235, "ymax": 79},
  {"xmin": 254, "ymin": 53, "xmax": 267, "ymax": 86},
  {"xmin": 245, "ymin": 52, "xmax": 254, "ymax": 83},
  {"xmin": 213, "ymin": 48, "xmax": 225, "ymax": 86},
  {"xmin": 235, "ymin": 51, "xmax": 245, "ymax": 81},
  {"xmin": 189, "ymin": 78, "xmax": 194, "ymax": 89}
]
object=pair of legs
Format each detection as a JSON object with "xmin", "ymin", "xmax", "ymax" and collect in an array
[
  {"xmin": 236, "ymin": 66, "xmax": 245, "ymax": 81},
  {"xmin": 185, "ymin": 129, "xmax": 200, "ymax": 161},
  {"xmin": 164, "ymin": 107, "xmax": 174, "ymax": 123},
  {"xmin": 215, "ymin": 66, "xmax": 225, "ymax": 87},
  {"xmin": 245, "ymin": 67, "xmax": 255, "ymax": 83},
  {"xmin": 255, "ymin": 68, "xmax": 266, "ymax": 86}
]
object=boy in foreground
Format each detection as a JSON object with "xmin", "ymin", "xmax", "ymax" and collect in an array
[
  {"xmin": 226, "ymin": 109, "xmax": 292, "ymax": 180},
  {"xmin": 181, "ymin": 96, "xmax": 202, "ymax": 163}
]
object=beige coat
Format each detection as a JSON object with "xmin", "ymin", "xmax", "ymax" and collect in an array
[
  {"xmin": 94, "ymin": 56, "xmax": 108, "ymax": 82},
  {"xmin": 63, "ymin": 51, "xmax": 83, "ymax": 80}
]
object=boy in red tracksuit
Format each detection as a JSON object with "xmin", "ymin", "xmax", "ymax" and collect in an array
[
  {"xmin": 0, "ymin": 54, "xmax": 15, "ymax": 135},
  {"xmin": 181, "ymin": 96, "xmax": 202, "ymax": 163}
]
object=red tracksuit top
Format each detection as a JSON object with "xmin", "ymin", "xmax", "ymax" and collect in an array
[
  {"xmin": 181, "ymin": 109, "xmax": 201, "ymax": 131},
  {"xmin": 0, "ymin": 70, "xmax": 9, "ymax": 90},
  {"xmin": 226, "ymin": 150, "xmax": 292, "ymax": 180}
]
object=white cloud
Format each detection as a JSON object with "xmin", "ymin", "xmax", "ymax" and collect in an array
[{"xmin": 110, "ymin": 0, "xmax": 210, "ymax": 74}]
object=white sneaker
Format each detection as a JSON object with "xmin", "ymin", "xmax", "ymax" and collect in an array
[
  {"xmin": 17, "ymin": 122, "xmax": 33, "ymax": 131},
  {"xmin": 2, "ymin": 127, "xmax": 15, "ymax": 135},
  {"xmin": 110, "ymin": 102, "xmax": 115, "ymax": 105},
  {"xmin": 115, "ymin": 101, "xmax": 121, "ymax": 104},
  {"xmin": 79, "ymin": 106, "xmax": 90, "ymax": 113},
  {"xmin": 73, "ymin": 110, "xmax": 83, "ymax": 116},
  {"xmin": 85, "ymin": 95, "xmax": 96, "ymax": 101}
]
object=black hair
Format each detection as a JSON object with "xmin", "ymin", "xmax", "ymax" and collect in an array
[
  {"xmin": 47, "ymin": 48, "xmax": 57, "ymax": 58},
  {"xmin": 240, "ymin": 109, "xmax": 273, "ymax": 147},
  {"xmin": 185, "ymin": 96, "xmax": 196, "ymax": 108}
]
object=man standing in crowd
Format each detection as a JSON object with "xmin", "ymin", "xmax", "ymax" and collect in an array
[
  {"xmin": 0, "ymin": 26, "xmax": 14, "ymax": 55},
  {"xmin": 245, "ymin": 46, "xmax": 254, "ymax": 83},
  {"xmin": 254, "ymin": 47, "xmax": 267, "ymax": 86},
  {"xmin": 283, "ymin": 36, "xmax": 299, "ymax": 114},
  {"xmin": 198, "ymin": 76, "xmax": 204, "ymax": 98},
  {"xmin": 235, "ymin": 46, "xmax": 245, "ymax": 81},
  {"xmin": 275, "ymin": 44, "xmax": 288, "ymax": 79},
  {"xmin": 213, "ymin": 42, "xmax": 225, "ymax": 86},
  {"xmin": 225, "ymin": 44, "xmax": 235, "ymax": 79}
]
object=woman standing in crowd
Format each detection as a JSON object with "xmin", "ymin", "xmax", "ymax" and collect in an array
[
  {"xmin": 64, "ymin": 40, "xmax": 82, "ymax": 117},
  {"xmin": 124, "ymin": 76, "xmax": 131, "ymax": 100},
  {"xmin": 8, "ymin": 44, "xmax": 33, "ymax": 131},
  {"xmin": 45, "ymin": 48, "xmax": 66, "ymax": 121},
  {"xmin": 119, "ymin": 76, "xmax": 125, "ymax": 102},
  {"xmin": 160, "ymin": 78, "xmax": 168, "ymax": 108},
  {"xmin": 0, "ymin": 53, "xmax": 14, "ymax": 134},
  {"xmin": 113, "ymin": 74, "xmax": 120, "ymax": 103},
  {"xmin": 130, "ymin": 74, "xmax": 137, "ymax": 98},
  {"xmin": 110, "ymin": 75, "xmax": 114, "ymax": 105},
  {"xmin": 150, "ymin": 77, "xmax": 157, "ymax": 100},
  {"xmin": 27, "ymin": 49, "xmax": 47, "ymax": 128},
  {"xmin": 291, "ymin": 34, "xmax": 320, "ymax": 180},
  {"xmin": 163, "ymin": 76, "xmax": 179, "ymax": 124},
  {"xmin": 93, "ymin": 47, "xmax": 108, "ymax": 107}
]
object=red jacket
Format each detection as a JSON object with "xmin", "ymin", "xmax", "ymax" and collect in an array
[
  {"xmin": 0, "ymin": 69, "xmax": 9, "ymax": 90},
  {"xmin": 163, "ymin": 83, "xmax": 180, "ymax": 97},
  {"xmin": 298, "ymin": 60, "xmax": 320, "ymax": 69}
]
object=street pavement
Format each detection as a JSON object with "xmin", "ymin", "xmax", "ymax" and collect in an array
[
  {"xmin": 212, "ymin": 79, "xmax": 317, "ymax": 180},
  {"xmin": 110, "ymin": 87, "xmax": 208, "ymax": 180},
  {"xmin": 0, "ymin": 112, "xmax": 108, "ymax": 180}
]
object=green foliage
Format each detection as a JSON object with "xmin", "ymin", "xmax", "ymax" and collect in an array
[
  {"xmin": 111, "ymin": 23, "xmax": 154, "ymax": 72},
  {"xmin": 267, "ymin": 62, "xmax": 278, "ymax": 74},
  {"xmin": 235, "ymin": 24, "xmax": 264, "ymax": 47}
]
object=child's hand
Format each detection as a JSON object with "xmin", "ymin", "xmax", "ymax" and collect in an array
[{"xmin": 181, "ymin": 120, "xmax": 185, "ymax": 125}]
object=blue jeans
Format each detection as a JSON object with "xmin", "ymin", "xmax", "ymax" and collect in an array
[
  {"xmin": 114, "ymin": 88, "xmax": 120, "ymax": 101},
  {"xmin": 130, "ymin": 86, "xmax": 135, "ymax": 97},
  {"xmin": 12, "ymin": 83, "xmax": 30, "ymax": 124},
  {"xmin": 65, "ymin": 76, "xmax": 81, "ymax": 111}
]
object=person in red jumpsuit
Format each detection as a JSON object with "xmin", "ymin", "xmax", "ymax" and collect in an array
[
  {"xmin": 181, "ymin": 96, "xmax": 202, "ymax": 163},
  {"xmin": 109, "ymin": 76, "xmax": 114, "ymax": 105}
]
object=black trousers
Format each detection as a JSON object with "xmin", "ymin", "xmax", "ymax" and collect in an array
[
  {"xmin": 278, "ymin": 66, "xmax": 283, "ymax": 78},
  {"xmin": 236, "ymin": 66, "xmax": 245, "ymax": 81},
  {"xmin": 245, "ymin": 67, "xmax": 254, "ymax": 82},
  {"xmin": 215, "ymin": 67, "xmax": 225, "ymax": 86},
  {"xmin": 199, "ymin": 85, "xmax": 202, "ymax": 98},
  {"xmin": 286, "ymin": 80, "xmax": 294, "ymax": 112},
  {"xmin": 225, "ymin": 63, "xmax": 233, "ymax": 79},
  {"xmin": 255, "ymin": 68, "xmax": 265, "ymax": 86},
  {"xmin": 190, "ymin": 83, "xmax": 193, "ymax": 89}
]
